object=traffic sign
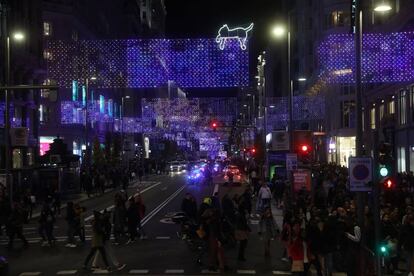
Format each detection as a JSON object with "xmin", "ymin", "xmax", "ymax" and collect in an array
[
  {"xmin": 349, "ymin": 157, "xmax": 373, "ymax": 192},
  {"xmin": 286, "ymin": 153, "xmax": 298, "ymax": 171}
]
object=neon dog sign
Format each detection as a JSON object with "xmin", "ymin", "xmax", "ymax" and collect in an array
[{"xmin": 216, "ymin": 23, "xmax": 254, "ymax": 50}]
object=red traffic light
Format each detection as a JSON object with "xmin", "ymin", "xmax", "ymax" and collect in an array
[
  {"xmin": 301, "ymin": 145, "xmax": 309, "ymax": 152},
  {"xmin": 212, "ymin": 122, "xmax": 217, "ymax": 128},
  {"xmin": 251, "ymin": 148, "xmax": 256, "ymax": 154},
  {"xmin": 383, "ymin": 177, "xmax": 394, "ymax": 189}
]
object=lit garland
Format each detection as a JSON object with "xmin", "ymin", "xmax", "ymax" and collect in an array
[
  {"xmin": 47, "ymin": 39, "xmax": 249, "ymax": 88},
  {"xmin": 318, "ymin": 31, "xmax": 414, "ymax": 83}
]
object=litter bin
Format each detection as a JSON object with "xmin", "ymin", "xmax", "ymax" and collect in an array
[{"xmin": 0, "ymin": 256, "xmax": 9, "ymax": 276}]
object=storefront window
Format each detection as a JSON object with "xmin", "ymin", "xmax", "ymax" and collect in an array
[
  {"xmin": 379, "ymin": 103, "xmax": 385, "ymax": 124},
  {"xmin": 388, "ymin": 99, "xmax": 395, "ymax": 114},
  {"xmin": 370, "ymin": 107, "xmax": 376, "ymax": 129},
  {"xmin": 398, "ymin": 147, "xmax": 406, "ymax": 172},
  {"xmin": 340, "ymin": 100, "xmax": 355, "ymax": 128},
  {"xmin": 338, "ymin": 136, "xmax": 356, "ymax": 167}
]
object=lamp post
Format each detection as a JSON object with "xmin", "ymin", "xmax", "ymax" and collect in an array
[
  {"xmin": 121, "ymin": 95, "xmax": 130, "ymax": 163},
  {"xmin": 271, "ymin": 24, "xmax": 294, "ymax": 154},
  {"xmin": 355, "ymin": 1, "xmax": 392, "ymax": 275},
  {"xmin": 84, "ymin": 76, "xmax": 96, "ymax": 167},
  {"xmin": 5, "ymin": 30, "xmax": 25, "ymax": 206}
]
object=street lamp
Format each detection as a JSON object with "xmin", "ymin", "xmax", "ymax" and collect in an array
[
  {"xmin": 354, "ymin": 2, "xmax": 392, "ymax": 275},
  {"xmin": 5, "ymin": 31, "xmax": 25, "ymax": 205},
  {"xmin": 374, "ymin": 1, "xmax": 392, "ymax": 11},
  {"xmin": 298, "ymin": 77, "xmax": 307, "ymax": 82},
  {"xmin": 271, "ymin": 25, "xmax": 286, "ymax": 38}
]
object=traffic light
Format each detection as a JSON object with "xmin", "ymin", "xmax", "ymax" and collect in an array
[
  {"xmin": 251, "ymin": 148, "xmax": 256, "ymax": 154},
  {"xmin": 378, "ymin": 142, "xmax": 393, "ymax": 179},
  {"xmin": 382, "ymin": 177, "xmax": 394, "ymax": 189},
  {"xmin": 300, "ymin": 144, "xmax": 310, "ymax": 153},
  {"xmin": 293, "ymin": 130, "xmax": 313, "ymax": 164},
  {"xmin": 211, "ymin": 121, "xmax": 218, "ymax": 131}
]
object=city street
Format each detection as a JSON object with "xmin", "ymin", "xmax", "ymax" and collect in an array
[
  {"xmin": 2, "ymin": 173, "xmax": 290, "ymax": 275},
  {"xmin": 2, "ymin": 0, "xmax": 414, "ymax": 275}
]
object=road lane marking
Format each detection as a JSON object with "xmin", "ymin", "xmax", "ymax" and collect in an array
[
  {"xmin": 129, "ymin": 270, "xmax": 149, "ymax": 274},
  {"xmin": 165, "ymin": 269, "xmax": 184, "ymax": 274},
  {"xmin": 237, "ymin": 270, "xmax": 256, "ymax": 274},
  {"xmin": 273, "ymin": 272, "xmax": 292, "ymax": 275},
  {"xmin": 85, "ymin": 181, "xmax": 162, "ymax": 221},
  {"xmin": 92, "ymin": 269, "xmax": 110, "ymax": 274},
  {"xmin": 19, "ymin": 273, "xmax": 41, "ymax": 276},
  {"xmin": 155, "ymin": 236, "xmax": 170, "ymax": 240},
  {"xmin": 141, "ymin": 185, "xmax": 186, "ymax": 226},
  {"xmin": 57, "ymin": 270, "xmax": 78, "ymax": 275},
  {"xmin": 201, "ymin": 269, "xmax": 219, "ymax": 274}
]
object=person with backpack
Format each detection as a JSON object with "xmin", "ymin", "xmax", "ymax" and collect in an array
[{"xmin": 83, "ymin": 211, "xmax": 111, "ymax": 271}]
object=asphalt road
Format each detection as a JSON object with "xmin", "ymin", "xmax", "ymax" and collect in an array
[{"xmin": 0, "ymin": 172, "xmax": 292, "ymax": 276}]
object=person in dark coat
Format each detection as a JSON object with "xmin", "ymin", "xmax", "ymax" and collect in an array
[
  {"xmin": 126, "ymin": 198, "xmax": 139, "ymax": 244},
  {"xmin": 7, "ymin": 202, "xmax": 28, "ymax": 249},
  {"xmin": 65, "ymin": 202, "xmax": 77, "ymax": 247},
  {"xmin": 181, "ymin": 193, "xmax": 198, "ymax": 221},
  {"xmin": 39, "ymin": 200, "xmax": 56, "ymax": 246}
]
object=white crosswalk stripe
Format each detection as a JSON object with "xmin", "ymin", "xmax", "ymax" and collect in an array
[
  {"xmin": 237, "ymin": 270, "xmax": 256, "ymax": 274},
  {"xmin": 56, "ymin": 270, "xmax": 77, "ymax": 275},
  {"xmin": 19, "ymin": 273, "xmax": 41, "ymax": 276},
  {"xmin": 165, "ymin": 269, "xmax": 184, "ymax": 274},
  {"xmin": 129, "ymin": 269, "xmax": 149, "ymax": 274},
  {"xmin": 273, "ymin": 271, "xmax": 292, "ymax": 275}
]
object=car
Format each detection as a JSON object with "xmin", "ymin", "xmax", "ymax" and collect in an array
[
  {"xmin": 187, "ymin": 168, "xmax": 204, "ymax": 185},
  {"xmin": 169, "ymin": 161, "xmax": 182, "ymax": 172},
  {"xmin": 223, "ymin": 165, "xmax": 240, "ymax": 175}
]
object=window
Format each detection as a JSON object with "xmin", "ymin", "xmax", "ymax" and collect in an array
[
  {"xmin": 379, "ymin": 103, "xmax": 385, "ymax": 124},
  {"xmin": 388, "ymin": 99, "xmax": 395, "ymax": 114},
  {"xmin": 331, "ymin": 11, "xmax": 345, "ymax": 27},
  {"xmin": 411, "ymin": 86, "xmax": 414, "ymax": 122},
  {"xmin": 12, "ymin": 149, "xmax": 23, "ymax": 169},
  {"xmin": 370, "ymin": 107, "xmax": 376, "ymax": 129},
  {"xmin": 398, "ymin": 147, "xmax": 406, "ymax": 172},
  {"xmin": 341, "ymin": 100, "xmax": 356, "ymax": 128},
  {"xmin": 399, "ymin": 90, "xmax": 407, "ymax": 125},
  {"xmin": 43, "ymin": 22, "xmax": 52, "ymax": 36},
  {"xmin": 43, "ymin": 50, "xmax": 52, "ymax": 60},
  {"xmin": 72, "ymin": 30, "xmax": 78, "ymax": 41}
]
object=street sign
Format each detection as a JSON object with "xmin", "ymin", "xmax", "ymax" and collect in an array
[
  {"xmin": 286, "ymin": 153, "xmax": 298, "ymax": 171},
  {"xmin": 271, "ymin": 131, "xmax": 289, "ymax": 151},
  {"xmin": 293, "ymin": 169, "xmax": 311, "ymax": 192},
  {"xmin": 349, "ymin": 157, "xmax": 373, "ymax": 192}
]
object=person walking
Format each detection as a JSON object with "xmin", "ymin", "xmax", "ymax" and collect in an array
[
  {"xmin": 92, "ymin": 210, "xmax": 126, "ymax": 271},
  {"xmin": 126, "ymin": 197, "xmax": 139, "ymax": 244},
  {"xmin": 65, "ymin": 202, "xmax": 77, "ymax": 248},
  {"xmin": 83, "ymin": 211, "xmax": 111, "ymax": 271},
  {"xmin": 259, "ymin": 207, "xmax": 279, "ymax": 257},
  {"xmin": 113, "ymin": 197, "xmax": 127, "ymax": 245},
  {"xmin": 234, "ymin": 207, "xmax": 250, "ymax": 261},
  {"xmin": 135, "ymin": 194, "xmax": 147, "ymax": 239},
  {"xmin": 6, "ymin": 202, "xmax": 28, "ymax": 250},
  {"xmin": 74, "ymin": 204, "xmax": 86, "ymax": 243},
  {"xmin": 257, "ymin": 182, "xmax": 272, "ymax": 213},
  {"xmin": 181, "ymin": 193, "xmax": 198, "ymax": 221},
  {"xmin": 39, "ymin": 200, "xmax": 56, "ymax": 246}
]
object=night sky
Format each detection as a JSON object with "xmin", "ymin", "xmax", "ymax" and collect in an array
[{"xmin": 165, "ymin": 0, "xmax": 284, "ymax": 94}]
